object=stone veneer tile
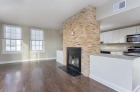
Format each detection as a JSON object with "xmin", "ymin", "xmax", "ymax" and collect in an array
[{"xmin": 63, "ymin": 5, "xmax": 100, "ymax": 77}]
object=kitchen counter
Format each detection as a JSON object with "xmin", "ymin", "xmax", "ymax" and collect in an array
[
  {"xmin": 91, "ymin": 53, "xmax": 138, "ymax": 60},
  {"xmin": 90, "ymin": 54, "xmax": 140, "ymax": 92},
  {"xmin": 101, "ymin": 49, "xmax": 125, "ymax": 52}
]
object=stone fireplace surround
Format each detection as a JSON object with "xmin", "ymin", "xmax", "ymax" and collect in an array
[{"xmin": 63, "ymin": 6, "xmax": 100, "ymax": 77}]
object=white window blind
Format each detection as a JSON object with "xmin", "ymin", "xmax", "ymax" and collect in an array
[
  {"xmin": 30, "ymin": 29, "xmax": 44, "ymax": 52},
  {"xmin": 2, "ymin": 25, "xmax": 22, "ymax": 53}
]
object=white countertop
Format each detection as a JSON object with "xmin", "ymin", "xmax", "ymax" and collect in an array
[
  {"xmin": 101, "ymin": 49, "xmax": 125, "ymax": 52},
  {"xmin": 91, "ymin": 53, "xmax": 138, "ymax": 60}
]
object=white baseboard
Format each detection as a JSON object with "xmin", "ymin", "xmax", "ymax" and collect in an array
[
  {"xmin": 89, "ymin": 74, "xmax": 131, "ymax": 92},
  {"xmin": 0, "ymin": 58, "xmax": 56, "ymax": 64}
]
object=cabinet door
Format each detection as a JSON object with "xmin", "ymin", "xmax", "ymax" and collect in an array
[
  {"xmin": 108, "ymin": 31, "xmax": 114, "ymax": 43},
  {"xmin": 104, "ymin": 31, "xmax": 113, "ymax": 43},
  {"xmin": 113, "ymin": 30, "xmax": 120, "ymax": 43},
  {"xmin": 119, "ymin": 28, "xmax": 126, "ymax": 43},
  {"xmin": 136, "ymin": 26, "xmax": 140, "ymax": 34},
  {"xmin": 103, "ymin": 32, "xmax": 108, "ymax": 43},
  {"xmin": 126, "ymin": 26, "xmax": 137, "ymax": 35},
  {"xmin": 100, "ymin": 33, "xmax": 104, "ymax": 42}
]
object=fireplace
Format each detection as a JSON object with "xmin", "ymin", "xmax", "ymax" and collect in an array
[
  {"xmin": 67, "ymin": 47, "xmax": 81, "ymax": 72},
  {"xmin": 59, "ymin": 47, "xmax": 82, "ymax": 77}
]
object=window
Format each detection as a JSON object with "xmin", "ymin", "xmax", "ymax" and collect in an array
[
  {"xmin": 30, "ymin": 29, "xmax": 44, "ymax": 52},
  {"xmin": 2, "ymin": 25, "xmax": 22, "ymax": 54}
]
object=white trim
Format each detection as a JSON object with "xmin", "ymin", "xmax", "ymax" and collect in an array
[
  {"xmin": 89, "ymin": 74, "xmax": 131, "ymax": 92},
  {"xmin": 0, "ymin": 58, "xmax": 56, "ymax": 65}
]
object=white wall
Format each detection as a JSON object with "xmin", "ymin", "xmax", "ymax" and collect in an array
[
  {"xmin": 96, "ymin": 0, "xmax": 140, "ymax": 20},
  {"xmin": 0, "ymin": 22, "xmax": 63, "ymax": 62}
]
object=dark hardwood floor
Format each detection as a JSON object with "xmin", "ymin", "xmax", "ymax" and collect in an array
[{"xmin": 0, "ymin": 60, "xmax": 116, "ymax": 92}]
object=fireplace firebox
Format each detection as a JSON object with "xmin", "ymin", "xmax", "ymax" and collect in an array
[
  {"xmin": 59, "ymin": 47, "xmax": 82, "ymax": 77},
  {"xmin": 67, "ymin": 47, "xmax": 81, "ymax": 72}
]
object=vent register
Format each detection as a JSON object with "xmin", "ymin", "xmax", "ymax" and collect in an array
[{"xmin": 113, "ymin": 0, "xmax": 126, "ymax": 12}]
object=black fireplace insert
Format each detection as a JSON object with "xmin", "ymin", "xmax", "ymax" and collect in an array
[
  {"xmin": 67, "ymin": 47, "xmax": 81, "ymax": 72},
  {"xmin": 59, "ymin": 47, "xmax": 82, "ymax": 77}
]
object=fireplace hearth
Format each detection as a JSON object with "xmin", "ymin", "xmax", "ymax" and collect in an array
[{"xmin": 59, "ymin": 47, "xmax": 82, "ymax": 77}]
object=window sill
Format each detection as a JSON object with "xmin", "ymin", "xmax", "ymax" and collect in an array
[
  {"xmin": 1, "ymin": 52, "xmax": 23, "ymax": 54},
  {"xmin": 30, "ymin": 51, "xmax": 45, "ymax": 53}
]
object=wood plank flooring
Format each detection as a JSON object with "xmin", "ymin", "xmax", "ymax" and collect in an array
[{"xmin": 0, "ymin": 60, "xmax": 116, "ymax": 92}]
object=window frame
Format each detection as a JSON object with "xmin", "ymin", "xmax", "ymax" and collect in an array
[
  {"xmin": 2, "ymin": 24, "xmax": 23, "ymax": 54},
  {"xmin": 30, "ymin": 28, "xmax": 45, "ymax": 53}
]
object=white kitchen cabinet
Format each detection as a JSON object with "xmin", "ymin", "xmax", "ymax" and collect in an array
[
  {"xmin": 119, "ymin": 28, "xmax": 127, "ymax": 43},
  {"xmin": 104, "ymin": 31, "xmax": 114, "ymax": 44},
  {"xmin": 103, "ymin": 29, "xmax": 126, "ymax": 44},
  {"xmin": 103, "ymin": 32, "xmax": 108, "ymax": 43},
  {"xmin": 108, "ymin": 31, "xmax": 114, "ymax": 43},
  {"xmin": 100, "ymin": 33, "xmax": 104, "ymax": 42},
  {"xmin": 113, "ymin": 28, "xmax": 127, "ymax": 43},
  {"xmin": 126, "ymin": 26, "xmax": 137, "ymax": 35},
  {"xmin": 104, "ymin": 31, "xmax": 113, "ymax": 43},
  {"xmin": 113, "ymin": 30, "xmax": 120, "ymax": 43},
  {"xmin": 101, "ymin": 26, "xmax": 140, "ymax": 44},
  {"xmin": 136, "ymin": 25, "xmax": 140, "ymax": 34}
]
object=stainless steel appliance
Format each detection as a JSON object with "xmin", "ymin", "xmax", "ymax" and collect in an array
[
  {"xmin": 124, "ymin": 46, "xmax": 140, "ymax": 56},
  {"xmin": 127, "ymin": 34, "xmax": 140, "ymax": 43}
]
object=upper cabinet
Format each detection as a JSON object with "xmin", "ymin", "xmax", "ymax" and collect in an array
[
  {"xmin": 136, "ymin": 26, "xmax": 140, "ymax": 34},
  {"xmin": 100, "ymin": 25, "xmax": 140, "ymax": 44},
  {"xmin": 119, "ymin": 28, "xmax": 126, "ymax": 43},
  {"xmin": 113, "ymin": 30, "xmax": 120, "ymax": 43},
  {"xmin": 108, "ymin": 31, "xmax": 114, "ymax": 43},
  {"xmin": 104, "ymin": 31, "xmax": 113, "ymax": 44},
  {"xmin": 100, "ymin": 33, "xmax": 104, "ymax": 42},
  {"xmin": 126, "ymin": 26, "xmax": 137, "ymax": 35},
  {"xmin": 103, "ymin": 32, "xmax": 108, "ymax": 43}
]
